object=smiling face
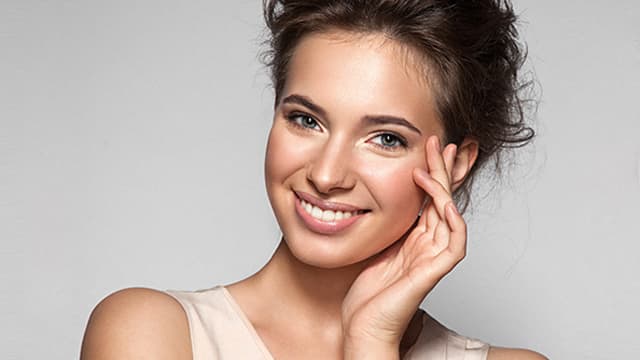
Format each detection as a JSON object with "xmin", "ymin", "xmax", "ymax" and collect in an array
[{"xmin": 265, "ymin": 30, "xmax": 444, "ymax": 269}]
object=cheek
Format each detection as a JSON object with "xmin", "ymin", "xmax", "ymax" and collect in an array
[
  {"xmin": 264, "ymin": 124, "xmax": 313, "ymax": 189},
  {"xmin": 356, "ymin": 154, "xmax": 425, "ymax": 214},
  {"xmin": 265, "ymin": 128, "xmax": 289, "ymax": 191}
]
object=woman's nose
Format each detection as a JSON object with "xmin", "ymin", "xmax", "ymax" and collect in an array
[{"xmin": 306, "ymin": 138, "xmax": 356, "ymax": 194}]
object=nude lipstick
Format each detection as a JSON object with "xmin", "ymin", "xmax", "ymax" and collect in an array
[{"xmin": 293, "ymin": 191, "xmax": 369, "ymax": 235}]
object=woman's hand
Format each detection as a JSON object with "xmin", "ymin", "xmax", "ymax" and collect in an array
[{"xmin": 341, "ymin": 135, "xmax": 466, "ymax": 359}]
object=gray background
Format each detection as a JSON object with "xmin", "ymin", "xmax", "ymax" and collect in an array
[{"xmin": 2, "ymin": 1, "xmax": 639, "ymax": 359}]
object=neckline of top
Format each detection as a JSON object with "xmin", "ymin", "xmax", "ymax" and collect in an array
[
  {"xmin": 215, "ymin": 285, "xmax": 438, "ymax": 359},
  {"xmin": 218, "ymin": 285, "xmax": 276, "ymax": 360}
]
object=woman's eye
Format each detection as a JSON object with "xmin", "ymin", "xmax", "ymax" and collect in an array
[
  {"xmin": 287, "ymin": 113, "xmax": 320, "ymax": 130},
  {"xmin": 370, "ymin": 133, "xmax": 408, "ymax": 150}
]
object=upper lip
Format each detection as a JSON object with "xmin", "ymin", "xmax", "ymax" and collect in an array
[{"xmin": 294, "ymin": 191, "xmax": 366, "ymax": 212}]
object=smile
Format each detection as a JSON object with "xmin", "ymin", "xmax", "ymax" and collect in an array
[
  {"xmin": 294, "ymin": 191, "xmax": 369, "ymax": 235},
  {"xmin": 300, "ymin": 199, "xmax": 364, "ymax": 221}
]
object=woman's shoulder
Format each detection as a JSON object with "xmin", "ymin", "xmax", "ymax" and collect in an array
[
  {"xmin": 80, "ymin": 287, "xmax": 192, "ymax": 360},
  {"xmin": 414, "ymin": 312, "xmax": 547, "ymax": 360},
  {"xmin": 488, "ymin": 347, "xmax": 548, "ymax": 360}
]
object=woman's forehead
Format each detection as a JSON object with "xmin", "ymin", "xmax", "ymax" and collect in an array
[{"xmin": 281, "ymin": 30, "xmax": 440, "ymax": 132}]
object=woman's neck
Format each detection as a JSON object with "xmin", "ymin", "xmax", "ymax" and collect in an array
[
  {"xmin": 229, "ymin": 238, "xmax": 370, "ymax": 325},
  {"xmin": 225, "ymin": 237, "xmax": 424, "ymax": 356}
]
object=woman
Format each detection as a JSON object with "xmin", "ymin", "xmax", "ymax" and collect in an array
[{"xmin": 81, "ymin": 1, "xmax": 546, "ymax": 359}]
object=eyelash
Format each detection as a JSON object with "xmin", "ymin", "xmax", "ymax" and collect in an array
[
  {"xmin": 370, "ymin": 132, "xmax": 408, "ymax": 150},
  {"xmin": 284, "ymin": 112, "xmax": 409, "ymax": 151},
  {"xmin": 286, "ymin": 112, "xmax": 321, "ymax": 131}
]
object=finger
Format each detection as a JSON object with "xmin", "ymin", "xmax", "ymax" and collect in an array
[
  {"xmin": 416, "ymin": 199, "xmax": 429, "ymax": 232},
  {"xmin": 415, "ymin": 197, "xmax": 442, "ymax": 238},
  {"xmin": 425, "ymin": 136, "xmax": 451, "ymax": 193},
  {"xmin": 425, "ymin": 200, "xmax": 440, "ymax": 233},
  {"xmin": 417, "ymin": 199, "xmax": 439, "ymax": 237},
  {"xmin": 443, "ymin": 143, "xmax": 457, "ymax": 185},
  {"xmin": 444, "ymin": 202, "xmax": 467, "ymax": 260},
  {"xmin": 413, "ymin": 167, "xmax": 454, "ymax": 220},
  {"xmin": 427, "ymin": 204, "xmax": 466, "ymax": 279},
  {"xmin": 432, "ymin": 215, "xmax": 451, "ymax": 254}
]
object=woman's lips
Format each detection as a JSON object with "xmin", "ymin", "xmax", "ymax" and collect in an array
[
  {"xmin": 294, "ymin": 191, "xmax": 364, "ymax": 212},
  {"xmin": 293, "ymin": 192, "xmax": 368, "ymax": 235}
]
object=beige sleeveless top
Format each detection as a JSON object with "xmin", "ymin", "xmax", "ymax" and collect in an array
[{"xmin": 166, "ymin": 286, "xmax": 489, "ymax": 359}]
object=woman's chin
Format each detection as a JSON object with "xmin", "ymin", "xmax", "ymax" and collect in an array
[{"xmin": 281, "ymin": 237, "xmax": 370, "ymax": 270}]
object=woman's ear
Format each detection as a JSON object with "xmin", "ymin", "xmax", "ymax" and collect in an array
[{"xmin": 451, "ymin": 137, "xmax": 479, "ymax": 192}]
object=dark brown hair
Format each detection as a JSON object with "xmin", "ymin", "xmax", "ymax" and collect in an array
[{"xmin": 261, "ymin": 0, "xmax": 535, "ymax": 211}]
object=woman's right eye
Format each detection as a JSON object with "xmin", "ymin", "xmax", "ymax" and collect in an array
[{"xmin": 286, "ymin": 113, "xmax": 320, "ymax": 131}]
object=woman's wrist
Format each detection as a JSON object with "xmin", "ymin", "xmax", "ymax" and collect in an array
[{"xmin": 343, "ymin": 336, "xmax": 400, "ymax": 360}]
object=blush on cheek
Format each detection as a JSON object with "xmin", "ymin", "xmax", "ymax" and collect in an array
[
  {"xmin": 354, "ymin": 156, "xmax": 424, "ymax": 211},
  {"xmin": 349, "ymin": 156, "xmax": 425, "ymax": 252},
  {"xmin": 265, "ymin": 126, "xmax": 303, "ymax": 179}
]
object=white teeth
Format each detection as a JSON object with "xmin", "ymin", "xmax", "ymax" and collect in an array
[
  {"xmin": 311, "ymin": 206, "xmax": 323, "ymax": 219},
  {"xmin": 300, "ymin": 199, "xmax": 358, "ymax": 222},
  {"xmin": 321, "ymin": 210, "xmax": 335, "ymax": 221}
]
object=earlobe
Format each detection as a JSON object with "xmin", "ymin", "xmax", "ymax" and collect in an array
[{"xmin": 451, "ymin": 138, "xmax": 479, "ymax": 191}]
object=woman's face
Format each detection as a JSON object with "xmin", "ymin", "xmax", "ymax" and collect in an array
[{"xmin": 265, "ymin": 30, "xmax": 444, "ymax": 269}]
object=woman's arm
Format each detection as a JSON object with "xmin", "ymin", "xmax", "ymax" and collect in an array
[{"xmin": 80, "ymin": 288, "xmax": 192, "ymax": 360}]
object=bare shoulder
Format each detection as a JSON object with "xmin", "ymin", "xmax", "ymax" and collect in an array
[
  {"xmin": 488, "ymin": 346, "xmax": 548, "ymax": 360},
  {"xmin": 80, "ymin": 287, "xmax": 192, "ymax": 360}
]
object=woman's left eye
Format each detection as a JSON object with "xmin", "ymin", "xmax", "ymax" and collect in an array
[{"xmin": 370, "ymin": 133, "xmax": 408, "ymax": 150}]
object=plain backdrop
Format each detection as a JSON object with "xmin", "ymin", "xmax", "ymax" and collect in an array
[{"xmin": 2, "ymin": 1, "xmax": 639, "ymax": 359}]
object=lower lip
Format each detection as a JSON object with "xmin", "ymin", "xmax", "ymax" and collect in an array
[{"xmin": 294, "ymin": 196, "xmax": 366, "ymax": 235}]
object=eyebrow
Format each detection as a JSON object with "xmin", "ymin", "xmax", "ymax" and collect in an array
[
  {"xmin": 282, "ymin": 94, "xmax": 328, "ymax": 119},
  {"xmin": 281, "ymin": 94, "xmax": 422, "ymax": 135},
  {"xmin": 362, "ymin": 115, "xmax": 422, "ymax": 135}
]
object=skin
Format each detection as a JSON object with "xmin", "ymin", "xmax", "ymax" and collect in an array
[{"xmin": 81, "ymin": 30, "xmax": 547, "ymax": 360}]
